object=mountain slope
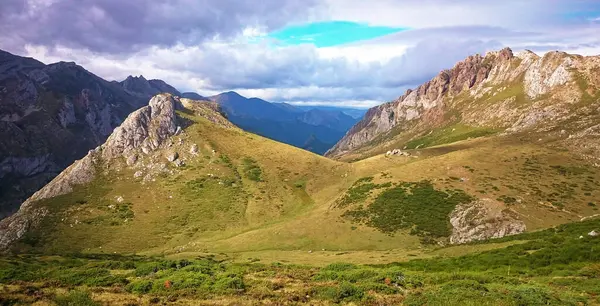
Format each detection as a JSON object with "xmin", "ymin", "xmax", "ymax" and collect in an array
[
  {"xmin": 0, "ymin": 93, "xmax": 353, "ymax": 253},
  {"xmin": 210, "ymin": 92, "xmax": 361, "ymax": 154},
  {"xmin": 0, "ymin": 49, "xmax": 147, "ymax": 219},
  {"xmin": 326, "ymin": 48, "xmax": 600, "ymax": 163},
  {"xmin": 3, "ymin": 90, "xmax": 600, "ymax": 256}
]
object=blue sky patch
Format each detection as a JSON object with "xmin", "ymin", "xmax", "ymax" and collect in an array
[{"xmin": 268, "ymin": 21, "xmax": 407, "ymax": 47}]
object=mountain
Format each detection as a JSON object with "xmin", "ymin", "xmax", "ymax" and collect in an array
[
  {"xmin": 3, "ymin": 50, "xmax": 600, "ymax": 305},
  {"xmin": 181, "ymin": 92, "xmax": 209, "ymax": 100},
  {"xmin": 293, "ymin": 104, "xmax": 369, "ymax": 119},
  {"xmin": 0, "ymin": 93, "xmax": 352, "ymax": 253},
  {"xmin": 209, "ymin": 91, "xmax": 361, "ymax": 154},
  {"xmin": 326, "ymin": 48, "xmax": 600, "ymax": 162},
  {"xmin": 0, "ymin": 49, "xmax": 148, "ymax": 219},
  {"xmin": 119, "ymin": 75, "xmax": 181, "ymax": 98}
]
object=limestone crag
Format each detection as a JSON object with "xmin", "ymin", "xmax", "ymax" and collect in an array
[
  {"xmin": 0, "ymin": 93, "xmax": 183, "ymax": 251},
  {"xmin": 326, "ymin": 48, "xmax": 600, "ymax": 159},
  {"xmin": 449, "ymin": 199, "xmax": 526, "ymax": 244}
]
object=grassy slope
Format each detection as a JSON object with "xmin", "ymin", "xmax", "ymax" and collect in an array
[
  {"xmin": 3, "ymin": 97, "xmax": 600, "ymax": 304},
  {"xmin": 2, "ymin": 216, "xmax": 600, "ymax": 305},
  {"xmin": 11, "ymin": 102, "xmax": 600, "ymax": 265}
]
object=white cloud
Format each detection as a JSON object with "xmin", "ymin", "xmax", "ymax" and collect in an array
[{"xmin": 10, "ymin": 0, "xmax": 600, "ymax": 108}]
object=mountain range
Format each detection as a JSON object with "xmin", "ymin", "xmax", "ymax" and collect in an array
[
  {"xmin": 0, "ymin": 50, "xmax": 362, "ymax": 219},
  {"xmin": 2, "ymin": 47, "xmax": 600, "ymax": 304},
  {"xmin": 2, "ymin": 46, "xmax": 600, "ymax": 255}
]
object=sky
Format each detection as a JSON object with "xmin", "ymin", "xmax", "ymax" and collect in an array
[{"xmin": 1, "ymin": 0, "xmax": 600, "ymax": 108}]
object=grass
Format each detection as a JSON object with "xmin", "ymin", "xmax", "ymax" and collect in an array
[
  {"xmin": 2, "ymin": 217, "xmax": 600, "ymax": 305},
  {"xmin": 404, "ymin": 124, "xmax": 499, "ymax": 149},
  {"xmin": 242, "ymin": 157, "xmax": 262, "ymax": 182}
]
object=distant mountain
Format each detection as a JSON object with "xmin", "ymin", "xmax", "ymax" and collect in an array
[
  {"xmin": 209, "ymin": 92, "xmax": 362, "ymax": 154},
  {"xmin": 293, "ymin": 105, "xmax": 368, "ymax": 119},
  {"xmin": 181, "ymin": 92, "xmax": 209, "ymax": 100},
  {"xmin": 119, "ymin": 75, "xmax": 181, "ymax": 98},
  {"xmin": 0, "ymin": 49, "xmax": 148, "ymax": 218}
]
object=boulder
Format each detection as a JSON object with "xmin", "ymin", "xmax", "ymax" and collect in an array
[
  {"xmin": 190, "ymin": 144, "xmax": 199, "ymax": 155},
  {"xmin": 166, "ymin": 152, "xmax": 179, "ymax": 162}
]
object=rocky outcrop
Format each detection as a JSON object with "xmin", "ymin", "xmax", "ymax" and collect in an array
[
  {"xmin": 102, "ymin": 94, "xmax": 180, "ymax": 159},
  {"xmin": 325, "ymin": 48, "xmax": 598, "ymax": 158},
  {"xmin": 0, "ymin": 93, "xmax": 182, "ymax": 251},
  {"xmin": 449, "ymin": 199, "xmax": 526, "ymax": 244},
  {"xmin": 0, "ymin": 49, "xmax": 149, "ymax": 219}
]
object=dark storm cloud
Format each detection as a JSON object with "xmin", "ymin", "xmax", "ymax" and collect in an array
[{"xmin": 0, "ymin": 0, "xmax": 319, "ymax": 53}]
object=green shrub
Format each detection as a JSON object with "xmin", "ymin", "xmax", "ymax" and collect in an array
[
  {"xmin": 316, "ymin": 282, "xmax": 365, "ymax": 303},
  {"xmin": 213, "ymin": 273, "xmax": 245, "ymax": 293},
  {"xmin": 127, "ymin": 280, "xmax": 154, "ymax": 294},
  {"xmin": 54, "ymin": 290, "xmax": 99, "ymax": 306},
  {"xmin": 242, "ymin": 157, "xmax": 262, "ymax": 182},
  {"xmin": 343, "ymin": 181, "xmax": 473, "ymax": 237}
]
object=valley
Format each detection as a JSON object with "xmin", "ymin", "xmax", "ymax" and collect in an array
[{"xmin": 1, "ymin": 46, "xmax": 600, "ymax": 305}]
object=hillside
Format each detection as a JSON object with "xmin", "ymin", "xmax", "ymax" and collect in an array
[
  {"xmin": 0, "ymin": 50, "xmax": 148, "ymax": 219},
  {"xmin": 3, "ymin": 88, "xmax": 600, "ymax": 257},
  {"xmin": 326, "ymin": 48, "xmax": 600, "ymax": 164},
  {"xmin": 2, "ymin": 93, "xmax": 600, "ymax": 305}
]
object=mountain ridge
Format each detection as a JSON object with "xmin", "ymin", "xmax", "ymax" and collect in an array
[{"xmin": 0, "ymin": 49, "xmax": 149, "ymax": 218}]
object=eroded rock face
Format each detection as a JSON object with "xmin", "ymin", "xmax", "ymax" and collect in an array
[
  {"xmin": 449, "ymin": 199, "xmax": 526, "ymax": 244},
  {"xmin": 102, "ymin": 94, "xmax": 179, "ymax": 160},
  {"xmin": 325, "ymin": 47, "xmax": 593, "ymax": 159},
  {"xmin": 0, "ymin": 93, "xmax": 181, "ymax": 251}
]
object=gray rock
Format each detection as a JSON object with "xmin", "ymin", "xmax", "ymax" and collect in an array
[
  {"xmin": 450, "ymin": 199, "xmax": 526, "ymax": 244},
  {"xmin": 166, "ymin": 152, "xmax": 179, "ymax": 162},
  {"xmin": 126, "ymin": 155, "xmax": 138, "ymax": 166},
  {"xmin": 190, "ymin": 144, "xmax": 199, "ymax": 155}
]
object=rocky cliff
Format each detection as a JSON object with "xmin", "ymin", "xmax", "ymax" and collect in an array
[
  {"xmin": 0, "ymin": 50, "xmax": 151, "ymax": 219},
  {"xmin": 326, "ymin": 48, "xmax": 600, "ymax": 161}
]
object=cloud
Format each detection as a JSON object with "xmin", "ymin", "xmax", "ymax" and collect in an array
[
  {"xmin": 5, "ymin": 0, "xmax": 600, "ymax": 108},
  {"xmin": 0, "ymin": 0, "xmax": 321, "ymax": 54}
]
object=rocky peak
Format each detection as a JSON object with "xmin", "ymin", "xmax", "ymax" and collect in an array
[
  {"xmin": 0, "ymin": 49, "xmax": 147, "ymax": 219},
  {"xmin": 0, "ymin": 93, "xmax": 186, "ymax": 251},
  {"xmin": 102, "ymin": 93, "xmax": 180, "ymax": 159},
  {"xmin": 326, "ymin": 47, "xmax": 593, "ymax": 158}
]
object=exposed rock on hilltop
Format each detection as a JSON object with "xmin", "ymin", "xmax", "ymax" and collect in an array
[
  {"xmin": 326, "ymin": 48, "xmax": 600, "ymax": 161},
  {"xmin": 0, "ymin": 50, "xmax": 148, "ymax": 218},
  {"xmin": 450, "ymin": 199, "xmax": 526, "ymax": 244},
  {"xmin": 0, "ymin": 93, "xmax": 226, "ymax": 251}
]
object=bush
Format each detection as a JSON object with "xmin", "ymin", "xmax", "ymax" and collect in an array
[
  {"xmin": 54, "ymin": 290, "xmax": 99, "ymax": 306},
  {"xmin": 242, "ymin": 157, "xmax": 262, "ymax": 182},
  {"xmin": 343, "ymin": 181, "xmax": 473, "ymax": 237},
  {"xmin": 213, "ymin": 273, "xmax": 245, "ymax": 293},
  {"xmin": 316, "ymin": 282, "xmax": 365, "ymax": 303},
  {"xmin": 127, "ymin": 280, "xmax": 154, "ymax": 294}
]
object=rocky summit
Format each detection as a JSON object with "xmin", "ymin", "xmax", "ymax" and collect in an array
[{"xmin": 0, "ymin": 93, "xmax": 194, "ymax": 249}]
